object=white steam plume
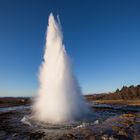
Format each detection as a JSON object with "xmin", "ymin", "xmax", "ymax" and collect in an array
[{"xmin": 32, "ymin": 13, "xmax": 89, "ymax": 124}]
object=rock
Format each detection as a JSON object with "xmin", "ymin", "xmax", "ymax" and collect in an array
[
  {"xmin": 73, "ymin": 122, "xmax": 89, "ymax": 129},
  {"xmin": 29, "ymin": 131, "xmax": 45, "ymax": 139},
  {"xmin": 94, "ymin": 120, "xmax": 99, "ymax": 125},
  {"xmin": 85, "ymin": 134, "xmax": 96, "ymax": 140},
  {"xmin": 101, "ymin": 134, "xmax": 109, "ymax": 140},
  {"xmin": 21, "ymin": 116, "xmax": 32, "ymax": 127},
  {"xmin": 0, "ymin": 131, "xmax": 7, "ymax": 139},
  {"xmin": 66, "ymin": 133, "xmax": 74, "ymax": 138},
  {"xmin": 12, "ymin": 133, "xmax": 18, "ymax": 137},
  {"xmin": 109, "ymin": 136, "xmax": 118, "ymax": 140}
]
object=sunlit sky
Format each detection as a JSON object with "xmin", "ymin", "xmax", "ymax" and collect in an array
[{"xmin": 0, "ymin": 0, "xmax": 140, "ymax": 97}]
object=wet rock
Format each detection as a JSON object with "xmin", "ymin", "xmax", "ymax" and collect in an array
[
  {"xmin": 29, "ymin": 131, "xmax": 45, "ymax": 140},
  {"xmin": 101, "ymin": 134, "xmax": 118, "ymax": 140},
  {"xmin": 62, "ymin": 133, "xmax": 81, "ymax": 140},
  {"xmin": 85, "ymin": 134, "xmax": 96, "ymax": 140},
  {"xmin": 67, "ymin": 133, "xmax": 74, "ymax": 138},
  {"xmin": 73, "ymin": 122, "xmax": 89, "ymax": 129},
  {"xmin": 101, "ymin": 134, "xmax": 109, "ymax": 140},
  {"xmin": 21, "ymin": 116, "xmax": 32, "ymax": 127},
  {"xmin": 12, "ymin": 133, "xmax": 18, "ymax": 137},
  {"xmin": 0, "ymin": 131, "xmax": 7, "ymax": 139},
  {"xmin": 94, "ymin": 120, "xmax": 99, "ymax": 125},
  {"xmin": 108, "ymin": 136, "xmax": 118, "ymax": 140}
]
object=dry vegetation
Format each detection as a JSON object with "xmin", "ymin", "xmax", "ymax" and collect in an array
[
  {"xmin": 0, "ymin": 97, "xmax": 30, "ymax": 107},
  {"xmin": 86, "ymin": 85, "xmax": 140, "ymax": 105},
  {"xmin": 94, "ymin": 99, "xmax": 140, "ymax": 106}
]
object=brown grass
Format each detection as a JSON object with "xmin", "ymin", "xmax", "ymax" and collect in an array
[
  {"xmin": 0, "ymin": 98, "xmax": 30, "ymax": 107},
  {"xmin": 94, "ymin": 100, "xmax": 140, "ymax": 106}
]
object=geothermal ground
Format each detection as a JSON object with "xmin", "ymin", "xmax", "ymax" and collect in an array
[{"xmin": 0, "ymin": 98, "xmax": 140, "ymax": 140}]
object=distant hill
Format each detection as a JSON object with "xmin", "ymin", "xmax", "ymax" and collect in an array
[{"xmin": 86, "ymin": 85, "xmax": 140, "ymax": 101}]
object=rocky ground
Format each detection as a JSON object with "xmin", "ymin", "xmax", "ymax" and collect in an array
[{"xmin": 0, "ymin": 103, "xmax": 140, "ymax": 140}]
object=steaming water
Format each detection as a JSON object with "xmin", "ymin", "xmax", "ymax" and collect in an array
[{"xmin": 32, "ymin": 13, "xmax": 89, "ymax": 124}]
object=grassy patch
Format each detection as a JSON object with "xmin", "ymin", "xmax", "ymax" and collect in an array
[{"xmin": 94, "ymin": 100, "xmax": 140, "ymax": 106}]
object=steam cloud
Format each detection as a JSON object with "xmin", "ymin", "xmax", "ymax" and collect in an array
[{"xmin": 32, "ymin": 13, "xmax": 89, "ymax": 124}]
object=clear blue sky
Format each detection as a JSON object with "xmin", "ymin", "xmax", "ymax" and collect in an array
[{"xmin": 0, "ymin": 0, "xmax": 140, "ymax": 97}]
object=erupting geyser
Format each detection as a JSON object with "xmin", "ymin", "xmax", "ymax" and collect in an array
[{"xmin": 32, "ymin": 13, "xmax": 89, "ymax": 124}]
